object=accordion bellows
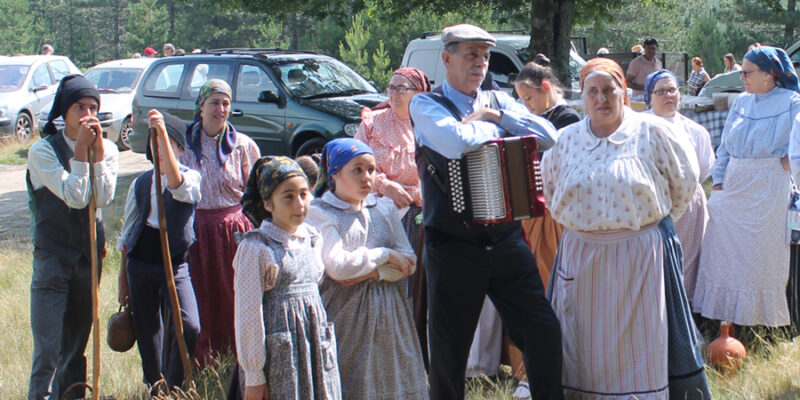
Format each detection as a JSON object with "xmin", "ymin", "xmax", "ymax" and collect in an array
[{"xmin": 448, "ymin": 135, "xmax": 546, "ymax": 224}]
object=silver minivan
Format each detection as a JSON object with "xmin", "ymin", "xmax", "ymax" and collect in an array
[{"xmin": 0, "ymin": 55, "xmax": 81, "ymax": 139}]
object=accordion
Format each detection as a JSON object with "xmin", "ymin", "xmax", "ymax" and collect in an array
[{"xmin": 447, "ymin": 135, "xmax": 546, "ymax": 225}]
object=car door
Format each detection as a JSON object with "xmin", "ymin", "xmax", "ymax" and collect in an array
[
  {"xmin": 231, "ymin": 62, "xmax": 287, "ymax": 156},
  {"xmin": 175, "ymin": 60, "xmax": 234, "ymax": 122},
  {"xmin": 131, "ymin": 60, "xmax": 188, "ymax": 153},
  {"xmin": 28, "ymin": 63, "xmax": 54, "ymax": 117}
]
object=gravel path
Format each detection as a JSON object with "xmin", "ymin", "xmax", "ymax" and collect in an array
[{"xmin": 0, "ymin": 151, "xmax": 150, "ymax": 239}]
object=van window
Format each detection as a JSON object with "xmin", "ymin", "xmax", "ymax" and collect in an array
[
  {"xmin": 49, "ymin": 60, "xmax": 71, "ymax": 81},
  {"xmin": 143, "ymin": 62, "xmax": 186, "ymax": 97},
  {"xmin": 488, "ymin": 52, "xmax": 517, "ymax": 88},
  {"xmin": 235, "ymin": 64, "xmax": 276, "ymax": 102},
  {"xmin": 31, "ymin": 65, "xmax": 52, "ymax": 88},
  {"xmin": 187, "ymin": 63, "xmax": 232, "ymax": 98},
  {"xmin": 407, "ymin": 49, "xmax": 441, "ymax": 84}
]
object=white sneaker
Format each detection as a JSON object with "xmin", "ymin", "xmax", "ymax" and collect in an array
[{"xmin": 512, "ymin": 380, "xmax": 531, "ymax": 399}]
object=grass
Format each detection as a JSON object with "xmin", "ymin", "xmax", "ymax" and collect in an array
[
  {"xmin": 0, "ymin": 137, "xmax": 35, "ymax": 165},
  {"xmin": 2, "ymin": 174, "xmax": 800, "ymax": 399}
]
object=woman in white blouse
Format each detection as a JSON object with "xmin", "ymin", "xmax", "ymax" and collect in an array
[
  {"xmin": 643, "ymin": 69, "xmax": 715, "ymax": 304},
  {"xmin": 542, "ymin": 58, "xmax": 709, "ymax": 399}
]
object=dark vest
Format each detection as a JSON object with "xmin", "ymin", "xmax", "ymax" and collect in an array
[
  {"xmin": 126, "ymin": 170, "xmax": 196, "ymax": 265},
  {"xmin": 414, "ymin": 87, "xmax": 520, "ymax": 244},
  {"xmin": 26, "ymin": 132, "xmax": 105, "ymax": 264}
]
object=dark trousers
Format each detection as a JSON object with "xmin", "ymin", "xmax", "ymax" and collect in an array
[
  {"xmin": 127, "ymin": 257, "xmax": 200, "ymax": 389},
  {"xmin": 29, "ymin": 251, "xmax": 97, "ymax": 400},
  {"xmin": 424, "ymin": 227, "xmax": 563, "ymax": 400}
]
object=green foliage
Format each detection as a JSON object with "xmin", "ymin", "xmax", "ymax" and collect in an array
[
  {"xmin": 338, "ymin": 15, "xmax": 371, "ymax": 78},
  {"xmin": 371, "ymin": 41, "xmax": 392, "ymax": 89},
  {"xmin": 686, "ymin": 8, "xmax": 727, "ymax": 75},
  {"xmin": 126, "ymin": 0, "xmax": 169, "ymax": 55},
  {"xmin": 0, "ymin": 0, "xmax": 37, "ymax": 55}
]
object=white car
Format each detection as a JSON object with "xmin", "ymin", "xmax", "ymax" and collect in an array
[
  {"xmin": 0, "ymin": 55, "xmax": 81, "ymax": 140},
  {"xmin": 39, "ymin": 57, "xmax": 156, "ymax": 150}
]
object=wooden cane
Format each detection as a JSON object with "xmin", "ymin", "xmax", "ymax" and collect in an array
[
  {"xmin": 150, "ymin": 128, "xmax": 194, "ymax": 388},
  {"xmin": 87, "ymin": 144, "xmax": 101, "ymax": 399}
]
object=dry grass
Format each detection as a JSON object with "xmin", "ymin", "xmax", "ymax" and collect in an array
[
  {"xmin": 0, "ymin": 137, "xmax": 35, "ymax": 165},
  {"xmin": 2, "ymin": 173, "xmax": 800, "ymax": 399}
]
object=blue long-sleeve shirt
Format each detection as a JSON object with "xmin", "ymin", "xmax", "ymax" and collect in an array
[
  {"xmin": 409, "ymin": 80, "xmax": 557, "ymax": 159},
  {"xmin": 712, "ymin": 87, "xmax": 800, "ymax": 185}
]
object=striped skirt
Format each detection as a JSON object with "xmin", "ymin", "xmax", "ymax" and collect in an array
[{"xmin": 549, "ymin": 223, "xmax": 668, "ymax": 399}]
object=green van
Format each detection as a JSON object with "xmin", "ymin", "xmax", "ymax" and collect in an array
[{"xmin": 129, "ymin": 49, "xmax": 386, "ymax": 156}]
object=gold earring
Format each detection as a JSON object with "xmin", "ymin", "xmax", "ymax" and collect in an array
[{"xmin": 545, "ymin": 97, "xmax": 550, "ymax": 109}]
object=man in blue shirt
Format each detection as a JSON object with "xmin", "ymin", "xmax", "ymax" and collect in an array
[{"xmin": 410, "ymin": 24, "xmax": 563, "ymax": 400}]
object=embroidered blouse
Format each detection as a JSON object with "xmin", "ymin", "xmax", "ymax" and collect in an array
[
  {"xmin": 354, "ymin": 107, "xmax": 421, "ymax": 205},
  {"xmin": 178, "ymin": 129, "xmax": 260, "ymax": 210},
  {"xmin": 542, "ymin": 108, "xmax": 698, "ymax": 231}
]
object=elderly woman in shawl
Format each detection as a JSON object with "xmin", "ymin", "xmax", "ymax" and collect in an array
[
  {"xmin": 643, "ymin": 69, "xmax": 715, "ymax": 305},
  {"xmin": 353, "ymin": 66, "xmax": 432, "ymax": 363},
  {"xmin": 542, "ymin": 58, "xmax": 710, "ymax": 399},
  {"xmin": 179, "ymin": 79, "xmax": 261, "ymax": 363},
  {"xmin": 694, "ymin": 45, "xmax": 800, "ymax": 328}
]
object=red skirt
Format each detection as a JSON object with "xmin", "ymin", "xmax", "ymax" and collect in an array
[{"xmin": 189, "ymin": 204, "xmax": 252, "ymax": 364}]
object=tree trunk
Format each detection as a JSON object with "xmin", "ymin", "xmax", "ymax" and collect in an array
[
  {"xmin": 785, "ymin": 0, "xmax": 796, "ymax": 47},
  {"xmin": 290, "ymin": 13, "xmax": 298, "ymax": 50},
  {"xmin": 529, "ymin": 0, "xmax": 575, "ymax": 86}
]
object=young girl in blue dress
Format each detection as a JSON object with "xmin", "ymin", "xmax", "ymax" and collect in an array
[
  {"xmin": 234, "ymin": 156, "xmax": 341, "ymax": 400},
  {"xmin": 307, "ymin": 138, "xmax": 428, "ymax": 400}
]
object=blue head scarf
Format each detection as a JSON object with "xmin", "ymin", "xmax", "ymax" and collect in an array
[
  {"xmin": 186, "ymin": 79, "xmax": 237, "ymax": 166},
  {"xmin": 313, "ymin": 138, "xmax": 374, "ymax": 197},
  {"xmin": 644, "ymin": 69, "xmax": 680, "ymax": 108},
  {"xmin": 744, "ymin": 45, "xmax": 800, "ymax": 93}
]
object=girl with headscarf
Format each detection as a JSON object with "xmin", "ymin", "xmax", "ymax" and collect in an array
[
  {"xmin": 694, "ymin": 45, "xmax": 800, "ymax": 328},
  {"xmin": 178, "ymin": 79, "xmax": 261, "ymax": 363},
  {"xmin": 353, "ymin": 66, "xmax": 431, "ymax": 365},
  {"xmin": 543, "ymin": 58, "xmax": 710, "ymax": 398},
  {"xmin": 233, "ymin": 156, "xmax": 341, "ymax": 400},
  {"xmin": 644, "ymin": 69, "xmax": 715, "ymax": 305},
  {"xmin": 306, "ymin": 138, "xmax": 429, "ymax": 400}
]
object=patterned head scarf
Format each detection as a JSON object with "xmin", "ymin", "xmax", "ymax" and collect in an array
[
  {"xmin": 580, "ymin": 57, "xmax": 630, "ymax": 106},
  {"xmin": 644, "ymin": 69, "xmax": 680, "ymax": 108},
  {"xmin": 373, "ymin": 67, "xmax": 432, "ymax": 110},
  {"xmin": 240, "ymin": 156, "xmax": 308, "ymax": 227},
  {"xmin": 187, "ymin": 79, "xmax": 237, "ymax": 165},
  {"xmin": 743, "ymin": 44, "xmax": 800, "ymax": 93},
  {"xmin": 194, "ymin": 79, "xmax": 232, "ymax": 121},
  {"xmin": 313, "ymin": 138, "xmax": 374, "ymax": 197}
]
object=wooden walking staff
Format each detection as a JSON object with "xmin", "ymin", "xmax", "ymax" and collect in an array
[
  {"xmin": 149, "ymin": 127, "xmax": 195, "ymax": 387},
  {"xmin": 87, "ymin": 144, "xmax": 102, "ymax": 399}
]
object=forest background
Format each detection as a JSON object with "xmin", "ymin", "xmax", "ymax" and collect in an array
[{"xmin": 1, "ymin": 0, "xmax": 798, "ymax": 88}]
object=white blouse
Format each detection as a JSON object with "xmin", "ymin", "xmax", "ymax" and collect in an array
[
  {"xmin": 542, "ymin": 108, "xmax": 698, "ymax": 232},
  {"xmin": 233, "ymin": 221, "xmax": 325, "ymax": 386},
  {"xmin": 645, "ymin": 111, "xmax": 716, "ymax": 182}
]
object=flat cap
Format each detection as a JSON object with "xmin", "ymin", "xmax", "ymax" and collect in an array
[{"xmin": 441, "ymin": 24, "xmax": 496, "ymax": 46}]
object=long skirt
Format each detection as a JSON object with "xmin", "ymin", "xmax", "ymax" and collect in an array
[
  {"xmin": 189, "ymin": 204, "xmax": 252, "ymax": 364},
  {"xmin": 658, "ymin": 217, "xmax": 711, "ymax": 399},
  {"xmin": 320, "ymin": 277, "xmax": 429, "ymax": 400},
  {"xmin": 549, "ymin": 223, "xmax": 668, "ymax": 399},
  {"xmin": 674, "ymin": 183, "xmax": 708, "ymax": 305},
  {"xmin": 401, "ymin": 204, "xmax": 429, "ymax": 368},
  {"xmin": 694, "ymin": 157, "xmax": 791, "ymax": 326},
  {"xmin": 522, "ymin": 211, "xmax": 564, "ymax": 292}
]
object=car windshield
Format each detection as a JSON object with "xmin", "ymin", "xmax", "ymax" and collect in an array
[
  {"xmin": 272, "ymin": 59, "xmax": 376, "ymax": 100},
  {"xmin": 0, "ymin": 65, "xmax": 30, "ymax": 91},
  {"xmin": 85, "ymin": 67, "xmax": 142, "ymax": 93}
]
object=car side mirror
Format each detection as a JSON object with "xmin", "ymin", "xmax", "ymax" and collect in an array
[
  {"xmin": 258, "ymin": 90, "xmax": 280, "ymax": 103},
  {"xmin": 31, "ymin": 84, "xmax": 48, "ymax": 93}
]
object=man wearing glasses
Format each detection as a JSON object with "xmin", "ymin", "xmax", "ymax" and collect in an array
[{"xmin": 627, "ymin": 38, "xmax": 662, "ymax": 96}]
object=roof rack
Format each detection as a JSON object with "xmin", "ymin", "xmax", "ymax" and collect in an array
[
  {"xmin": 204, "ymin": 48, "xmax": 319, "ymax": 56},
  {"xmin": 419, "ymin": 29, "xmax": 528, "ymax": 39}
]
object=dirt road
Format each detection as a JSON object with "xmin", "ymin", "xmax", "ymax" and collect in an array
[{"xmin": 0, "ymin": 151, "xmax": 150, "ymax": 239}]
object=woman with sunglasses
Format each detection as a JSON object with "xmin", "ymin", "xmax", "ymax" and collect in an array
[{"xmin": 694, "ymin": 45, "xmax": 800, "ymax": 330}]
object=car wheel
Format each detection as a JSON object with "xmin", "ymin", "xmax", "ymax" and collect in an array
[
  {"xmin": 295, "ymin": 137, "xmax": 327, "ymax": 158},
  {"xmin": 117, "ymin": 117, "xmax": 132, "ymax": 151},
  {"xmin": 15, "ymin": 112, "xmax": 33, "ymax": 140}
]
